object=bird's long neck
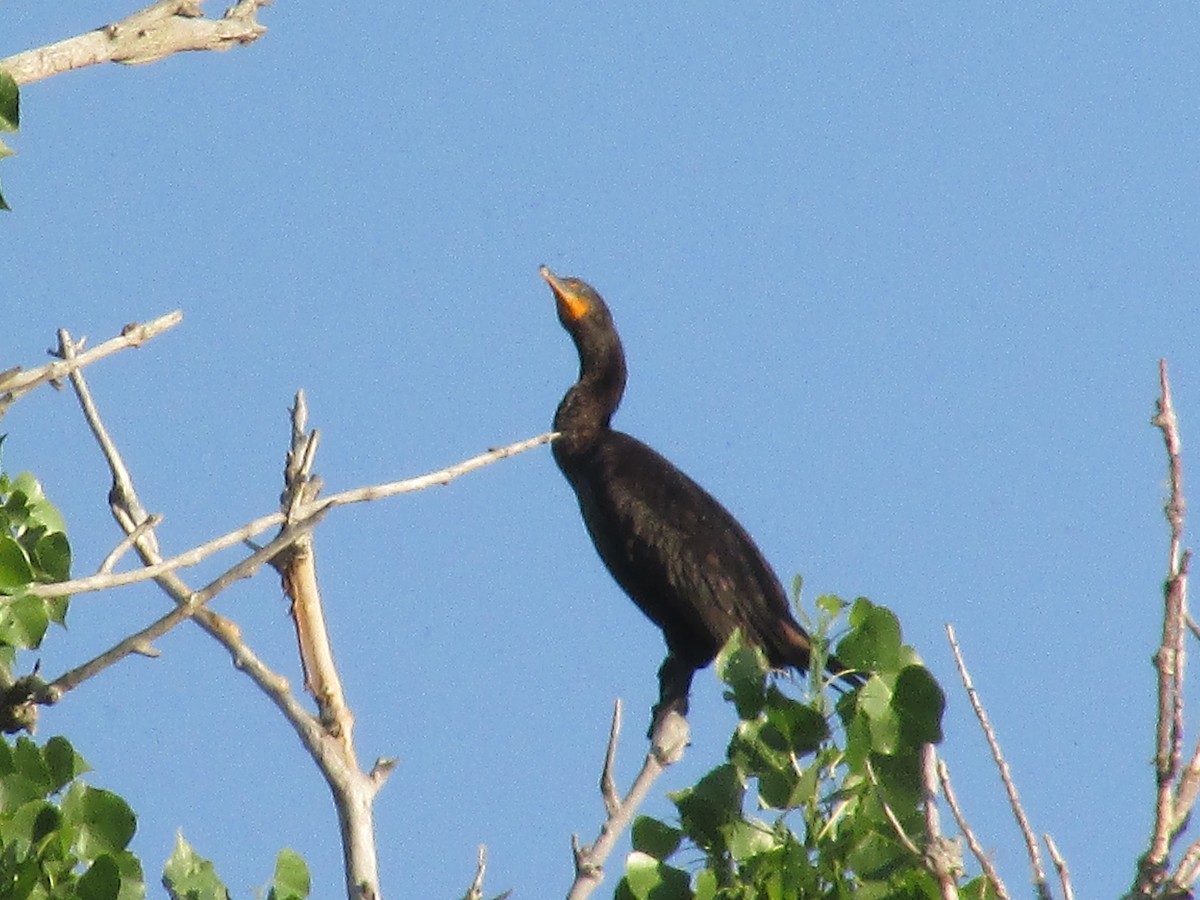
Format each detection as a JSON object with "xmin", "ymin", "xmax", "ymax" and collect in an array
[{"xmin": 553, "ymin": 333, "xmax": 626, "ymax": 456}]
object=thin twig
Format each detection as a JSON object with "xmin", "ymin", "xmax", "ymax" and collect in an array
[
  {"xmin": 920, "ymin": 744, "xmax": 960, "ymax": 900},
  {"xmin": 0, "ymin": 0, "xmax": 267, "ymax": 86},
  {"xmin": 1044, "ymin": 833, "xmax": 1075, "ymax": 900},
  {"xmin": 946, "ymin": 624, "xmax": 1050, "ymax": 900},
  {"xmin": 938, "ymin": 759, "xmax": 1009, "ymax": 900},
  {"xmin": 1170, "ymin": 838, "xmax": 1200, "ymax": 895},
  {"xmin": 0, "ymin": 312, "xmax": 182, "ymax": 420},
  {"xmin": 600, "ymin": 699, "xmax": 622, "ymax": 817},
  {"xmin": 26, "ymin": 431, "xmax": 558, "ymax": 599},
  {"xmin": 567, "ymin": 707, "xmax": 683, "ymax": 899},
  {"xmin": 97, "ymin": 514, "xmax": 163, "ymax": 574}
]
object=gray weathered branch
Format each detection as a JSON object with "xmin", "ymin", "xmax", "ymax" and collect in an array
[{"xmin": 0, "ymin": 0, "xmax": 268, "ymax": 86}]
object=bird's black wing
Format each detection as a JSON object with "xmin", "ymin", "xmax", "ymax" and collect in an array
[{"xmin": 565, "ymin": 430, "xmax": 801, "ymax": 669}]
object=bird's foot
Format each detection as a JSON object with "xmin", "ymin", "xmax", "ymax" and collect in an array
[{"xmin": 649, "ymin": 707, "xmax": 689, "ymax": 764}]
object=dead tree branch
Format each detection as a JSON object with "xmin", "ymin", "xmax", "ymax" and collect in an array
[
  {"xmin": 0, "ymin": 0, "xmax": 267, "ymax": 86},
  {"xmin": 0, "ymin": 311, "xmax": 182, "ymax": 421},
  {"xmin": 946, "ymin": 624, "xmax": 1053, "ymax": 900},
  {"xmin": 1130, "ymin": 359, "xmax": 1194, "ymax": 899},
  {"xmin": 937, "ymin": 758, "xmax": 1009, "ymax": 900},
  {"xmin": 25, "ymin": 430, "xmax": 556, "ymax": 601},
  {"xmin": 566, "ymin": 706, "xmax": 687, "ymax": 899}
]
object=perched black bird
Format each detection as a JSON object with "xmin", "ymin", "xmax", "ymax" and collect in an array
[{"xmin": 541, "ymin": 267, "xmax": 862, "ymax": 727}]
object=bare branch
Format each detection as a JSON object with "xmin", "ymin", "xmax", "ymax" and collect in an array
[
  {"xmin": 1044, "ymin": 833, "xmax": 1075, "ymax": 900},
  {"xmin": 0, "ymin": 0, "xmax": 267, "ymax": 86},
  {"xmin": 275, "ymin": 391, "xmax": 355, "ymax": 757},
  {"xmin": 57, "ymin": 331, "xmax": 391, "ymax": 897},
  {"xmin": 0, "ymin": 311, "xmax": 182, "ymax": 420},
  {"xmin": 55, "ymin": 329, "xmax": 305, "ymax": 707},
  {"xmin": 463, "ymin": 845, "xmax": 487, "ymax": 900},
  {"xmin": 39, "ymin": 509, "xmax": 325, "ymax": 701},
  {"xmin": 97, "ymin": 514, "xmax": 163, "ymax": 574},
  {"xmin": 1132, "ymin": 360, "xmax": 1193, "ymax": 899},
  {"xmin": 937, "ymin": 758, "xmax": 1009, "ymax": 900},
  {"xmin": 920, "ymin": 744, "xmax": 960, "ymax": 900},
  {"xmin": 26, "ymin": 430, "xmax": 557, "ymax": 600},
  {"xmin": 567, "ymin": 707, "xmax": 684, "ymax": 899},
  {"xmin": 946, "ymin": 624, "xmax": 1051, "ymax": 900}
]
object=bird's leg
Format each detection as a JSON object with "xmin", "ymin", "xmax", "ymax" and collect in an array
[
  {"xmin": 652, "ymin": 654, "xmax": 693, "ymax": 718},
  {"xmin": 648, "ymin": 654, "xmax": 693, "ymax": 761}
]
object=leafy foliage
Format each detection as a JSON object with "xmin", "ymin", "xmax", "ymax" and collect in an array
[
  {"xmin": 0, "ymin": 461, "xmax": 72, "ymax": 658},
  {"xmin": 0, "ymin": 734, "xmax": 145, "ymax": 899},
  {"xmin": 0, "ymin": 70, "xmax": 16, "ymax": 211},
  {"xmin": 0, "ymin": 451, "xmax": 73, "ymax": 734},
  {"xmin": 615, "ymin": 595, "xmax": 953, "ymax": 899}
]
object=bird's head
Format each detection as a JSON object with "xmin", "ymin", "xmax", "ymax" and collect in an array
[{"xmin": 539, "ymin": 266, "xmax": 612, "ymax": 332}]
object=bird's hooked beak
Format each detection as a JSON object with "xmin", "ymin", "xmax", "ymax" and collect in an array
[{"xmin": 540, "ymin": 265, "xmax": 591, "ymax": 322}]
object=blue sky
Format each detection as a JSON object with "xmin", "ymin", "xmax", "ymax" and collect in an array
[{"xmin": 5, "ymin": 3, "xmax": 1200, "ymax": 897}]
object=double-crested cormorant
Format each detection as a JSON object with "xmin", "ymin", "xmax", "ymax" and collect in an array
[{"xmin": 541, "ymin": 267, "xmax": 862, "ymax": 727}]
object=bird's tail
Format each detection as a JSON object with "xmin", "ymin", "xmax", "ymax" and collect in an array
[{"xmin": 776, "ymin": 618, "xmax": 866, "ymax": 689}]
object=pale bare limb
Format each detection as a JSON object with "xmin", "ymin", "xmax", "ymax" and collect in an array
[
  {"xmin": 1169, "ymin": 838, "xmax": 1200, "ymax": 895},
  {"xmin": 946, "ymin": 624, "xmax": 1050, "ymax": 900},
  {"xmin": 276, "ymin": 393, "xmax": 348, "ymax": 729},
  {"xmin": 567, "ymin": 707, "xmax": 685, "ymax": 899},
  {"xmin": 26, "ymin": 430, "xmax": 557, "ymax": 600},
  {"xmin": 39, "ymin": 508, "xmax": 326, "ymax": 702},
  {"xmin": 937, "ymin": 758, "xmax": 1009, "ymax": 900},
  {"xmin": 1044, "ymin": 834, "xmax": 1075, "ymax": 900},
  {"xmin": 1130, "ymin": 359, "xmax": 1194, "ymax": 899},
  {"xmin": 55, "ymin": 331, "xmax": 398, "ymax": 898},
  {"xmin": 919, "ymin": 744, "xmax": 960, "ymax": 900},
  {"xmin": 0, "ymin": 311, "xmax": 182, "ymax": 420},
  {"xmin": 270, "ymin": 392, "xmax": 384, "ymax": 895},
  {"xmin": 0, "ymin": 0, "xmax": 267, "ymax": 86}
]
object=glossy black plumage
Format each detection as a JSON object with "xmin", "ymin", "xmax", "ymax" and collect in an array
[{"xmin": 541, "ymin": 267, "xmax": 862, "ymax": 723}]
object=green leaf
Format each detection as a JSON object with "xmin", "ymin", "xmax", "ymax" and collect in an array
[
  {"xmin": 617, "ymin": 852, "xmax": 692, "ymax": 900},
  {"xmin": 0, "ymin": 592, "xmax": 51, "ymax": 648},
  {"xmin": 79, "ymin": 854, "xmax": 122, "ymax": 900},
  {"xmin": 630, "ymin": 816, "xmax": 683, "ymax": 861},
  {"xmin": 26, "ymin": 495, "xmax": 68, "ymax": 537},
  {"xmin": 892, "ymin": 665, "xmax": 945, "ymax": 747},
  {"xmin": 163, "ymin": 831, "xmax": 230, "ymax": 900},
  {"xmin": 33, "ymin": 530, "xmax": 71, "ymax": 582},
  {"xmin": 764, "ymin": 686, "xmax": 828, "ymax": 756},
  {"xmin": 0, "ymin": 537, "xmax": 34, "ymax": 589},
  {"xmin": 44, "ymin": 735, "xmax": 91, "ymax": 792},
  {"xmin": 670, "ymin": 764, "xmax": 743, "ymax": 853},
  {"xmin": 837, "ymin": 601, "xmax": 903, "ymax": 674},
  {"xmin": 13, "ymin": 735, "xmax": 52, "ymax": 792},
  {"xmin": 815, "ymin": 593, "xmax": 847, "ymax": 615},
  {"xmin": 62, "ymin": 783, "xmax": 137, "ymax": 858},
  {"xmin": 0, "ymin": 72, "xmax": 17, "ymax": 131},
  {"xmin": 716, "ymin": 631, "xmax": 768, "ymax": 719},
  {"xmin": 267, "ymin": 848, "xmax": 310, "ymax": 900}
]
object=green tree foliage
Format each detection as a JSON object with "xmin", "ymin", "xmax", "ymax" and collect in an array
[
  {"xmin": 613, "ymin": 596, "xmax": 992, "ymax": 900},
  {"xmin": 0, "ymin": 71, "xmax": 17, "ymax": 211}
]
